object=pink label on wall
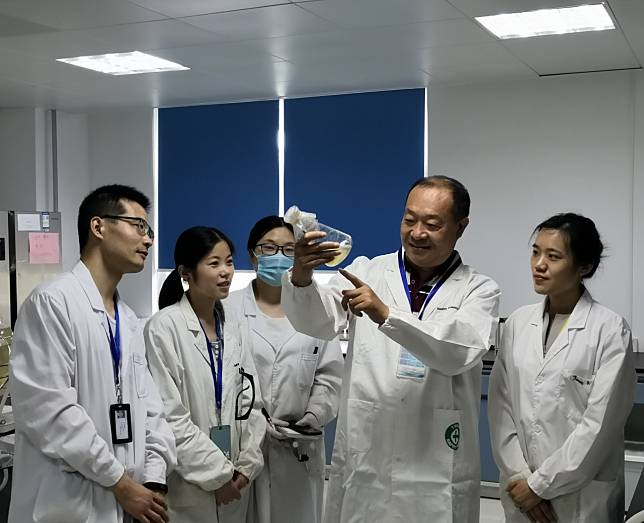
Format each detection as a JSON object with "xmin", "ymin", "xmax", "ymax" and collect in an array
[{"xmin": 28, "ymin": 232, "xmax": 60, "ymax": 264}]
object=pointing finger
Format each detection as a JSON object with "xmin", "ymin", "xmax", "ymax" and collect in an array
[{"xmin": 339, "ymin": 269, "xmax": 365, "ymax": 288}]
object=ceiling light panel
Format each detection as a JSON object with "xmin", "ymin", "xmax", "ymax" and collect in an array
[
  {"xmin": 476, "ymin": 4, "xmax": 615, "ymax": 40},
  {"xmin": 57, "ymin": 51, "xmax": 189, "ymax": 75}
]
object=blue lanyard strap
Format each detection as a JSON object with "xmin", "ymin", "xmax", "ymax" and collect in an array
[
  {"xmin": 397, "ymin": 249, "xmax": 462, "ymax": 320},
  {"xmin": 200, "ymin": 314, "xmax": 224, "ymax": 417},
  {"xmin": 106, "ymin": 299, "xmax": 121, "ymax": 401}
]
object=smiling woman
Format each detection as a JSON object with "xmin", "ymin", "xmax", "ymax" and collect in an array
[{"xmin": 145, "ymin": 225, "xmax": 266, "ymax": 523}]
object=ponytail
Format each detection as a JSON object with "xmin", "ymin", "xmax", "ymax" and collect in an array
[{"xmin": 158, "ymin": 269, "xmax": 184, "ymax": 309}]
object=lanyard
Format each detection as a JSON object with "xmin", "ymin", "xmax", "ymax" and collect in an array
[
  {"xmin": 106, "ymin": 299, "xmax": 122, "ymax": 403},
  {"xmin": 397, "ymin": 249, "xmax": 462, "ymax": 320},
  {"xmin": 200, "ymin": 314, "xmax": 224, "ymax": 422}
]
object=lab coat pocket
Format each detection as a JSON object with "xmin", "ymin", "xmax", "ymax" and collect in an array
[
  {"xmin": 298, "ymin": 353, "xmax": 319, "ymax": 390},
  {"xmin": 560, "ymin": 369, "xmax": 593, "ymax": 417},
  {"xmin": 33, "ymin": 467, "xmax": 94, "ymax": 522},
  {"xmin": 133, "ymin": 353, "xmax": 149, "ymax": 398},
  {"xmin": 347, "ymin": 399, "xmax": 376, "ymax": 453},
  {"xmin": 433, "ymin": 408, "xmax": 462, "ymax": 465}
]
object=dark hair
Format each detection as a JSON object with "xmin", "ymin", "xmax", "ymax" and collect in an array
[
  {"xmin": 533, "ymin": 213, "xmax": 604, "ymax": 279},
  {"xmin": 406, "ymin": 176, "xmax": 470, "ymax": 221},
  {"xmin": 158, "ymin": 227, "xmax": 235, "ymax": 319},
  {"xmin": 247, "ymin": 216, "xmax": 294, "ymax": 256},
  {"xmin": 78, "ymin": 184, "xmax": 150, "ymax": 253}
]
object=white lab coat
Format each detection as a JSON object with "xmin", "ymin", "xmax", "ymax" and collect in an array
[
  {"xmin": 8, "ymin": 261, "xmax": 176, "ymax": 523},
  {"xmin": 281, "ymin": 252, "xmax": 500, "ymax": 523},
  {"xmin": 144, "ymin": 294, "xmax": 265, "ymax": 523},
  {"xmin": 224, "ymin": 284, "xmax": 344, "ymax": 523},
  {"xmin": 489, "ymin": 289, "xmax": 636, "ymax": 522}
]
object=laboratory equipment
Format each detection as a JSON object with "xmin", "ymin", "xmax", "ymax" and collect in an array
[
  {"xmin": 284, "ymin": 206, "xmax": 352, "ymax": 267},
  {"xmin": 0, "ymin": 211, "xmax": 63, "ymax": 329}
]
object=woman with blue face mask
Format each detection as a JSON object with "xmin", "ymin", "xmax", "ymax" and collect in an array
[{"xmin": 223, "ymin": 216, "xmax": 344, "ymax": 523}]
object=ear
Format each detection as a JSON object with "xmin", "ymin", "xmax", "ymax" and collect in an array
[
  {"xmin": 456, "ymin": 217, "xmax": 469, "ymax": 239},
  {"xmin": 178, "ymin": 265, "xmax": 190, "ymax": 282},
  {"xmin": 89, "ymin": 216, "xmax": 105, "ymax": 241},
  {"xmin": 579, "ymin": 263, "xmax": 593, "ymax": 278},
  {"xmin": 249, "ymin": 249, "xmax": 259, "ymax": 269}
]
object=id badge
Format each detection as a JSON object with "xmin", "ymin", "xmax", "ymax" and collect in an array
[
  {"xmin": 110, "ymin": 404, "xmax": 132, "ymax": 444},
  {"xmin": 210, "ymin": 425, "xmax": 231, "ymax": 459},
  {"xmin": 396, "ymin": 347, "xmax": 427, "ymax": 380}
]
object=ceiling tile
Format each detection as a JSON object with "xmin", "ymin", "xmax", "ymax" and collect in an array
[
  {"xmin": 129, "ymin": 0, "xmax": 290, "ymax": 18},
  {"xmin": 259, "ymin": 18, "xmax": 494, "ymax": 67},
  {"xmin": 151, "ymin": 41, "xmax": 285, "ymax": 75},
  {"xmin": 299, "ymin": 0, "xmax": 464, "ymax": 28},
  {"xmin": 182, "ymin": 3, "xmax": 338, "ymax": 41},
  {"xmin": 0, "ymin": 49, "xmax": 95, "ymax": 87},
  {"xmin": 0, "ymin": 13, "xmax": 57, "ymax": 37},
  {"xmin": 502, "ymin": 30, "xmax": 639, "ymax": 75},
  {"xmin": 83, "ymin": 19, "xmax": 225, "ymax": 53},
  {"xmin": 419, "ymin": 43, "xmax": 536, "ymax": 77},
  {"xmin": 0, "ymin": 0, "xmax": 167, "ymax": 31},
  {"xmin": 0, "ymin": 31, "xmax": 115, "ymax": 60}
]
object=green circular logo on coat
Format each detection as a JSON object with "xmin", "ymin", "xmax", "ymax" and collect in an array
[{"xmin": 445, "ymin": 422, "xmax": 460, "ymax": 451}]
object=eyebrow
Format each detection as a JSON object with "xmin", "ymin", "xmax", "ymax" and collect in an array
[
  {"xmin": 532, "ymin": 244, "xmax": 564, "ymax": 254},
  {"xmin": 404, "ymin": 209, "xmax": 443, "ymax": 220}
]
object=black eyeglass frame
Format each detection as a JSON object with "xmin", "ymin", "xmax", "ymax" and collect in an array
[
  {"xmin": 235, "ymin": 367, "xmax": 256, "ymax": 421},
  {"xmin": 253, "ymin": 243, "xmax": 295, "ymax": 258},
  {"xmin": 101, "ymin": 214, "xmax": 154, "ymax": 241}
]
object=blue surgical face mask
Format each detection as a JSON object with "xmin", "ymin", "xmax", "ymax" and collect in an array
[{"xmin": 256, "ymin": 253, "xmax": 294, "ymax": 287}]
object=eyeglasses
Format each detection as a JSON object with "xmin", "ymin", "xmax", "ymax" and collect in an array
[
  {"xmin": 101, "ymin": 215, "xmax": 154, "ymax": 241},
  {"xmin": 235, "ymin": 367, "xmax": 256, "ymax": 421},
  {"xmin": 254, "ymin": 243, "xmax": 295, "ymax": 258}
]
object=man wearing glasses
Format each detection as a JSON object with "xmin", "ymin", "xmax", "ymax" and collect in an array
[{"xmin": 9, "ymin": 185, "xmax": 176, "ymax": 523}]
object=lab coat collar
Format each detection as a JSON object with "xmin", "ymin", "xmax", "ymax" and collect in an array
[
  {"xmin": 241, "ymin": 282, "xmax": 297, "ymax": 353},
  {"xmin": 71, "ymin": 261, "xmax": 138, "ymax": 344},
  {"xmin": 384, "ymin": 250, "xmax": 466, "ymax": 316},
  {"xmin": 178, "ymin": 293, "xmax": 212, "ymax": 364},
  {"xmin": 530, "ymin": 288, "xmax": 593, "ymax": 329},
  {"xmin": 384, "ymin": 253, "xmax": 410, "ymax": 311},
  {"xmin": 531, "ymin": 287, "xmax": 593, "ymax": 367},
  {"xmin": 241, "ymin": 283, "xmax": 259, "ymax": 318},
  {"xmin": 72, "ymin": 260, "xmax": 108, "ymax": 313},
  {"xmin": 179, "ymin": 293, "xmax": 203, "ymax": 333}
]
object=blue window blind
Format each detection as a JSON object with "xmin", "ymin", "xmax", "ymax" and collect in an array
[
  {"xmin": 158, "ymin": 101, "xmax": 279, "ymax": 269},
  {"xmin": 284, "ymin": 89, "xmax": 424, "ymax": 267}
]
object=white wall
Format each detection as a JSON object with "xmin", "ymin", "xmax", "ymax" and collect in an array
[
  {"xmin": 87, "ymin": 108, "xmax": 155, "ymax": 318},
  {"xmin": 428, "ymin": 70, "xmax": 642, "ymax": 340},
  {"xmin": 0, "ymin": 108, "xmax": 50, "ymax": 211},
  {"xmin": 56, "ymin": 112, "xmax": 90, "ymax": 270}
]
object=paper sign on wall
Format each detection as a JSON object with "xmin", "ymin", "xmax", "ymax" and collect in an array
[
  {"xmin": 28, "ymin": 232, "xmax": 60, "ymax": 264},
  {"xmin": 17, "ymin": 214, "xmax": 41, "ymax": 232}
]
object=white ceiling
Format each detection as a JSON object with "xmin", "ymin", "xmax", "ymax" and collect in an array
[{"xmin": 0, "ymin": 0, "xmax": 641, "ymax": 110}]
